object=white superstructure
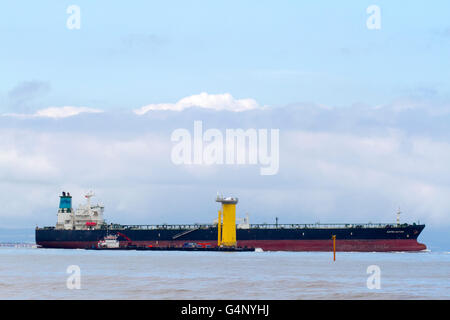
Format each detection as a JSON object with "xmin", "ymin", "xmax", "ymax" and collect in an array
[{"xmin": 56, "ymin": 191, "xmax": 105, "ymax": 230}]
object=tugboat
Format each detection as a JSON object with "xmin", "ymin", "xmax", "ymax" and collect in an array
[{"xmin": 97, "ymin": 234, "xmax": 120, "ymax": 249}]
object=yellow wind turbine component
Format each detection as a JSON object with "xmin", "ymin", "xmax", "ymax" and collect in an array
[
  {"xmin": 216, "ymin": 195, "xmax": 238, "ymax": 247},
  {"xmin": 217, "ymin": 210, "xmax": 222, "ymax": 246}
]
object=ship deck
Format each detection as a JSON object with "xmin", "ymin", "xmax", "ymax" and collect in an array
[{"xmin": 38, "ymin": 222, "xmax": 421, "ymax": 230}]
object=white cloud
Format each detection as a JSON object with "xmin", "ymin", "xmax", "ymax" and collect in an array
[
  {"xmin": 1, "ymin": 96, "xmax": 450, "ymax": 233},
  {"xmin": 282, "ymin": 130, "xmax": 450, "ymax": 224},
  {"xmin": 134, "ymin": 92, "xmax": 261, "ymax": 115},
  {"xmin": 3, "ymin": 106, "xmax": 103, "ymax": 119}
]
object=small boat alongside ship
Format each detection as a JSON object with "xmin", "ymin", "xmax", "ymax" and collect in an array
[
  {"xmin": 87, "ymin": 235, "xmax": 255, "ymax": 252},
  {"xmin": 97, "ymin": 234, "xmax": 120, "ymax": 249},
  {"xmin": 35, "ymin": 192, "xmax": 427, "ymax": 252}
]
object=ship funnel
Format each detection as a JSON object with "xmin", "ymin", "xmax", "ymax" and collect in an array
[{"xmin": 59, "ymin": 191, "xmax": 72, "ymax": 210}]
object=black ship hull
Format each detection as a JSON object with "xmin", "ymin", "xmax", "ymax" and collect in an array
[{"xmin": 36, "ymin": 224, "xmax": 426, "ymax": 251}]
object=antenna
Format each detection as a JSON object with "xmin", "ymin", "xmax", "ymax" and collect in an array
[{"xmin": 85, "ymin": 191, "xmax": 95, "ymax": 217}]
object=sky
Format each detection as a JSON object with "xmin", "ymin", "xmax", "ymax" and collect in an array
[{"xmin": 0, "ymin": 1, "xmax": 449, "ymax": 249}]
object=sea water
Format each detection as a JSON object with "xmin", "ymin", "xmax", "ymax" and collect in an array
[{"xmin": 0, "ymin": 248, "xmax": 449, "ymax": 299}]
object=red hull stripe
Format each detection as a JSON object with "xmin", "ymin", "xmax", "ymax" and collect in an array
[{"xmin": 37, "ymin": 239, "xmax": 427, "ymax": 252}]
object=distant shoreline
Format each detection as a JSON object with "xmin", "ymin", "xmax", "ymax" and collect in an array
[{"xmin": 0, "ymin": 242, "xmax": 36, "ymax": 248}]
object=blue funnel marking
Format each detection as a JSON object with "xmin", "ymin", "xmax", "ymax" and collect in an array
[{"xmin": 59, "ymin": 196, "xmax": 72, "ymax": 209}]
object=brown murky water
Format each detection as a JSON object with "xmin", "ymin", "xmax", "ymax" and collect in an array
[{"xmin": 0, "ymin": 248, "xmax": 449, "ymax": 299}]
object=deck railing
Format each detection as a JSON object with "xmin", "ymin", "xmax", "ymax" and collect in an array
[
  {"xmin": 37, "ymin": 222, "xmax": 415, "ymax": 231},
  {"xmin": 104, "ymin": 222, "xmax": 410, "ymax": 230}
]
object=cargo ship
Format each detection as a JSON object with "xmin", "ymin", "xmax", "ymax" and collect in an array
[{"xmin": 35, "ymin": 192, "xmax": 427, "ymax": 252}]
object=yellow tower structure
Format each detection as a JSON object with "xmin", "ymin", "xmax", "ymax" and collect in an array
[{"xmin": 216, "ymin": 195, "xmax": 238, "ymax": 247}]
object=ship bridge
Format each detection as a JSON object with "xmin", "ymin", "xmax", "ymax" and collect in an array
[{"xmin": 56, "ymin": 191, "xmax": 105, "ymax": 230}]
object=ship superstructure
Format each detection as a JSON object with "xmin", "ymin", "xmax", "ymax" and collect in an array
[{"xmin": 56, "ymin": 191, "xmax": 105, "ymax": 230}]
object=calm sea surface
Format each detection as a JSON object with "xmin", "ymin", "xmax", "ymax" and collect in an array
[{"xmin": 0, "ymin": 248, "xmax": 449, "ymax": 299}]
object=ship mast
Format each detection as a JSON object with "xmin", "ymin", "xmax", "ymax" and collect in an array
[
  {"xmin": 85, "ymin": 191, "xmax": 95, "ymax": 218},
  {"xmin": 396, "ymin": 207, "xmax": 401, "ymax": 226}
]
